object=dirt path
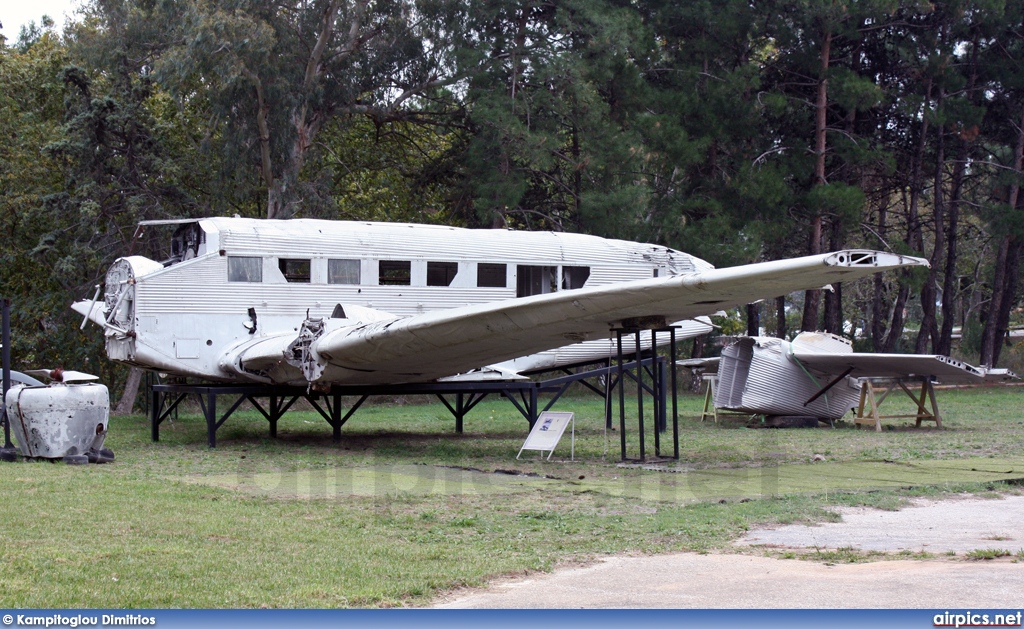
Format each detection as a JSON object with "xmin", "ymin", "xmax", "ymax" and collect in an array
[{"xmin": 435, "ymin": 495, "xmax": 1024, "ymax": 608}]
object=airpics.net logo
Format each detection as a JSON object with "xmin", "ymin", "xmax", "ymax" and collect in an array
[{"xmin": 934, "ymin": 611, "xmax": 1023, "ymax": 628}]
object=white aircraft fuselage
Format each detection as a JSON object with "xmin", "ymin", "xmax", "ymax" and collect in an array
[
  {"xmin": 73, "ymin": 217, "xmax": 929, "ymax": 386},
  {"xmin": 75, "ymin": 218, "xmax": 715, "ymax": 385}
]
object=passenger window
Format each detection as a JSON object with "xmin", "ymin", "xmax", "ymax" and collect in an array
[
  {"xmin": 279, "ymin": 258, "xmax": 311, "ymax": 283},
  {"xmin": 328, "ymin": 259, "xmax": 360, "ymax": 284},
  {"xmin": 379, "ymin": 260, "xmax": 411, "ymax": 286},
  {"xmin": 562, "ymin": 266, "xmax": 590, "ymax": 290},
  {"xmin": 227, "ymin": 256, "xmax": 262, "ymax": 282},
  {"xmin": 427, "ymin": 262, "xmax": 459, "ymax": 287},
  {"xmin": 477, "ymin": 263, "xmax": 507, "ymax": 288}
]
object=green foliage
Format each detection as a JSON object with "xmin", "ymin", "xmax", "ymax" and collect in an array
[
  {"xmin": 315, "ymin": 116, "xmax": 462, "ymax": 224},
  {"xmin": 965, "ymin": 548, "xmax": 1012, "ymax": 560},
  {"xmin": 456, "ymin": 0, "xmax": 657, "ymax": 232},
  {"xmin": 0, "ymin": 29, "xmax": 108, "ymax": 373},
  {"xmin": 713, "ymin": 310, "xmax": 747, "ymax": 337},
  {"xmin": 4, "ymin": 0, "xmax": 1024, "ymax": 385},
  {"xmin": 144, "ymin": 0, "xmax": 470, "ymax": 219},
  {"xmin": 804, "ymin": 183, "xmax": 866, "ymax": 224}
]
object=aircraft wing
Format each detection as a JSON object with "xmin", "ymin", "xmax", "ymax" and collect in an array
[
  {"xmin": 792, "ymin": 352, "xmax": 1018, "ymax": 384},
  {"xmin": 676, "ymin": 357, "xmax": 721, "ymax": 370},
  {"xmin": 301, "ymin": 250, "xmax": 927, "ymax": 384}
]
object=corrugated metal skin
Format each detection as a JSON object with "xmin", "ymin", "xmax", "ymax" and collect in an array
[
  {"xmin": 715, "ymin": 337, "xmax": 860, "ymax": 419},
  {"xmin": 743, "ymin": 340, "xmax": 859, "ymax": 418},
  {"xmin": 127, "ymin": 219, "xmax": 716, "ymax": 381},
  {"xmin": 713, "ymin": 332, "xmax": 1015, "ymax": 419},
  {"xmin": 497, "ymin": 320, "xmax": 714, "ymax": 372},
  {"xmin": 135, "ymin": 218, "xmax": 709, "ymax": 319},
  {"xmin": 715, "ymin": 340, "xmax": 753, "ymax": 408},
  {"xmin": 136, "ymin": 255, "xmax": 511, "ymax": 318},
  {"xmin": 206, "ymin": 218, "xmax": 714, "ymax": 274},
  {"xmin": 587, "ymin": 266, "xmax": 653, "ymax": 284}
]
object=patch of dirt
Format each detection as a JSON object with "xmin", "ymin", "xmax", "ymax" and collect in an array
[{"xmin": 434, "ymin": 495, "xmax": 1024, "ymax": 608}]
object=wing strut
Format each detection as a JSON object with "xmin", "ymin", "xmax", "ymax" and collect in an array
[{"xmin": 803, "ymin": 366, "xmax": 855, "ymax": 407}]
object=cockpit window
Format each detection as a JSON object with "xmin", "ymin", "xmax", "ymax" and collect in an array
[
  {"xmin": 227, "ymin": 257, "xmax": 262, "ymax": 282},
  {"xmin": 165, "ymin": 222, "xmax": 205, "ymax": 265}
]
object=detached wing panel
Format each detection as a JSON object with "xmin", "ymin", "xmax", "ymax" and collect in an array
[
  {"xmin": 793, "ymin": 353, "xmax": 1017, "ymax": 384},
  {"xmin": 309, "ymin": 250, "xmax": 927, "ymax": 384}
]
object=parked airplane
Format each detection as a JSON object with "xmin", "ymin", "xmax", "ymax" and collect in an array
[{"xmin": 73, "ymin": 217, "xmax": 928, "ymax": 387}]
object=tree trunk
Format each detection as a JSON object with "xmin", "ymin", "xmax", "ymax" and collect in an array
[
  {"xmin": 872, "ymin": 270, "xmax": 886, "ymax": 351},
  {"xmin": 775, "ymin": 296, "xmax": 787, "ymax": 340},
  {"xmin": 882, "ymin": 282, "xmax": 910, "ymax": 353},
  {"xmin": 113, "ymin": 367, "xmax": 144, "ymax": 416},
  {"xmin": 993, "ymin": 237, "xmax": 1023, "ymax": 367},
  {"xmin": 823, "ymin": 219, "xmax": 844, "ymax": 335},
  {"xmin": 689, "ymin": 334, "xmax": 706, "ymax": 392},
  {"xmin": 801, "ymin": 28, "xmax": 831, "ymax": 333},
  {"xmin": 823, "ymin": 283, "xmax": 842, "ymax": 335},
  {"xmin": 939, "ymin": 38, "xmax": 979, "ymax": 356},
  {"xmin": 907, "ymin": 78, "xmax": 933, "ymax": 255},
  {"xmin": 937, "ymin": 143, "xmax": 965, "ymax": 356},
  {"xmin": 261, "ymin": 1, "xmax": 343, "ymax": 220},
  {"xmin": 981, "ymin": 104, "xmax": 1024, "ymax": 364},
  {"xmin": 871, "ymin": 200, "xmax": 889, "ymax": 351},
  {"xmin": 746, "ymin": 302, "xmax": 760, "ymax": 337},
  {"xmin": 980, "ymin": 237, "xmax": 1010, "ymax": 366},
  {"xmin": 916, "ymin": 85, "xmax": 946, "ymax": 354}
]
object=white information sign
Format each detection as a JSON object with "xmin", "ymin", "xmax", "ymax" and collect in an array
[{"xmin": 517, "ymin": 411, "xmax": 574, "ymax": 460}]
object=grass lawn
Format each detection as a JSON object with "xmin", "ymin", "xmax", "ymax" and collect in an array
[{"xmin": 1, "ymin": 385, "xmax": 1022, "ymax": 608}]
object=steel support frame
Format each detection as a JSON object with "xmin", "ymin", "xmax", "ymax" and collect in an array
[
  {"xmin": 610, "ymin": 327, "xmax": 680, "ymax": 462},
  {"xmin": 148, "ymin": 361, "xmax": 656, "ymax": 448}
]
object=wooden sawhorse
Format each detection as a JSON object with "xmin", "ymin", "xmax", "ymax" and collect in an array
[
  {"xmin": 854, "ymin": 378, "xmax": 942, "ymax": 431},
  {"xmin": 700, "ymin": 374, "xmax": 753, "ymax": 423}
]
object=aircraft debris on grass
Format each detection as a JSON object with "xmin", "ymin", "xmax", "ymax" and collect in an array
[{"xmin": 687, "ymin": 331, "xmax": 1017, "ymax": 428}]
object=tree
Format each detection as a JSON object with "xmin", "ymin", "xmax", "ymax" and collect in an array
[
  {"xmin": 147, "ymin": 0, "xmax": 468, "ymax": 219},
  {"xmin": 978, "ymin": 0, "xmax": 1024, "ymax": 366},
  {"xmin": 755, "ymin": 0, "xmax": 905, "ymax": 334},
  {"xmin": 317, "ymin": 114, "xmax": 463, "ymax": 223},
  {"xmin": 455, "ymin": 1, "xmax": 656, "ymax": 233},
  {"xmin": 0, "ymin": 25, "xmax": 110, "ymax": 376}
]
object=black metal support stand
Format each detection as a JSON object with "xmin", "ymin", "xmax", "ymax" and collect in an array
[
  {"xmin": 610, "ymin": 326, "xmax": 681, "ymax": 462},
  {"xmin": 148, "ymin": 357, "xmax": 660, "ymax": 448}
]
